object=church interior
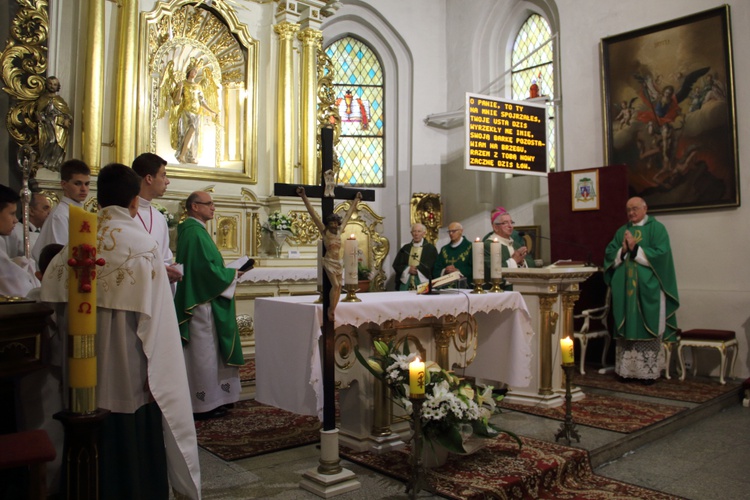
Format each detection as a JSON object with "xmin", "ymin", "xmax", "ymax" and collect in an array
[{"xmin": 1, "ymin": 0, "xmax": 749, "ymax": 498}]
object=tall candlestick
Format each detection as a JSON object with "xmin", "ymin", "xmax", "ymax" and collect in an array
[
  {"xmin": 409, "ymin": 357, "xmax": 425, "ymax": 395},
  {"xmin": 317, "ymin": 239, "xmax": 323, "ymax": 287},
  {"xmin": 560, "ymin": 336, "xmax": 575, "ymax": 365},
  {"xmin": 472, "ymin": 238, "xmax": 484, "ymax": 281},
  {"xmin": 344, "ymin": 234, "xmax": 358, "ymax": 285},
  {"xmin": 490, "ymin": 238, "xmax": 502, "ymax": 279}
]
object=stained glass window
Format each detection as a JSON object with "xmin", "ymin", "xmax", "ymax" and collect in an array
[
  {"xmin": 325, "ymin": 36, "xmax": 384, "ymax": 186},
  {"xmin": 511, "ymin": 14, "xmax": 556, "ymax": 171}
]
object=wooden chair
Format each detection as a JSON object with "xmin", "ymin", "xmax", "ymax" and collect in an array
[
  {"xmin": 0, "ymin": 430, "xmax": 56, "ymax": 500},
  {"xmin": 678, "ymin": 329, "xmax": 738, "ymax": 385},
  {"xmin": 572, "ymin": 288, "xmax": 611, "ymax": 375}
]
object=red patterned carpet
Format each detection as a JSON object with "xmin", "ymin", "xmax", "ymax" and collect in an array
[
  {"xmin": 342, "ymin": 435, "xmax": 684, "ymax": 500},
  {"xmin": 239, "ymin": 358, "xmax": 255, "ymax": 385},
  {"xmin": 195, "ymin": 399, "xmax": 320, "ymax": 461},
  {"xmin": 500, "ymin": 392, "xmax": 685, "ymax": 433},
  {"xmin": 576, "ymin": 370, "xmax": 740, "ymax": 403}
]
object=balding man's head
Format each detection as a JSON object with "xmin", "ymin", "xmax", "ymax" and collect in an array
[
  {"xmin": 447, "ymin": 222, "xmax": 463, "ymax": 243},
  {"xmin": 626, "ymin": 197, "xmax": 647, "ymax": 223}
]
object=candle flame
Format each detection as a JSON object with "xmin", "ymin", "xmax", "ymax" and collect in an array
[{"xmin": 475, "ymin": 237, "xmax": 480, "ymax": 242}]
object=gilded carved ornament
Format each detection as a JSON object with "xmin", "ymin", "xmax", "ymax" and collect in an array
[
  {"xmin": 141, "ymin": 0, "xmax": 258, "ymax": 183},
  {"xmin": 410, "ymin": 193, "xmax": 442, "ymax": 246},
  {"xmin": 1, "ymin": 0, "xmax": 49, "ymax": 167}
]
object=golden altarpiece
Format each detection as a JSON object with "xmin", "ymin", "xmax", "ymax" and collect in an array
[{"xmin": 0, "ymin": 0, "xmax": 388, "ymax": 391}]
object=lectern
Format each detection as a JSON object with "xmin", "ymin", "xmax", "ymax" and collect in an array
[{"xmin": 502, "ymin": 266, "xmax": 597, "ymax": 408}]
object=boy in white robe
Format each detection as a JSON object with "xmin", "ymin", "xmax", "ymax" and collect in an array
[{"xmin": 0, "ymin": 184, "xmax": 37, "ymax": 297}]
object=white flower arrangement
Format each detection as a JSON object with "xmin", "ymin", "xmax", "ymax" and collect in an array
[
  {"xmin": 357, "ymin": 340, "xmax": 520, "ymax": 454},
  {"xmin": 266, "ymin": 210, "xmax": 293, "ymax": 232}
]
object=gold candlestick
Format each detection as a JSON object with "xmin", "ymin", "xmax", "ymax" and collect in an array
[
  {"xmin": 489, "ymin": 278, "xmax": 504, "ymax": 293},
  {"xmin": 342, "ymin": 283, "xmax": 361, "ymax": 302},
  {"xmin": 314, "ymin": 284, "xmax": 323, "ymax": 304},
  {"xmin": 471, "ymin": 278, "xmax": 487, "ymax": 294}
]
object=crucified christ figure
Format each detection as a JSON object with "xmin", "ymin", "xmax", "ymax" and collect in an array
[{"xmin": 297, "ymin": 186, "xmax": 362, "ymax": 321}]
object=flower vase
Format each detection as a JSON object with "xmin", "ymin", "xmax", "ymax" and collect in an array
[
  {"xmin": 420, "ymin": 441, "xmax": 449, "ymax": 468},
  {"xmin": 271, "ymin": 230, "xmax": 291, "ymax": 258}
]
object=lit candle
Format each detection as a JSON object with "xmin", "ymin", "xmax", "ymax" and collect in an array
[
  {"xmin": 317, "ymin": 239, "xmax": 323, "ymax": 287},
  {"xmin": 490, "ymin": 238, "xmax": 502, "ymax": 279},
  {"xmin": 409, "ymin": 357, "xmax": 425, "ymax": 395},
  {"xmin": 344, "ymin": 234, "xmax": 358, "ymax": 285},
  {"xmin": 472, "ymin": 238, "xmax": 484, "ymax": 281},
  {"xmin": 560, "ymin": 336, "xmax": 575, "ymax": 365},
  {"xmin": 68, "ymin": 206, "xmax": 98, "ymax": 390}
]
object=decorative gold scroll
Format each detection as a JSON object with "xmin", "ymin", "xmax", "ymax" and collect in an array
[{"xmin": 0, "ymin": 0, "xmax": 49, "ymax": 163}]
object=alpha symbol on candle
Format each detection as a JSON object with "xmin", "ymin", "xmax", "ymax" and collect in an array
[{"xmin": 79, "ymin": 220, "xmax": 92, "ymax": 233}]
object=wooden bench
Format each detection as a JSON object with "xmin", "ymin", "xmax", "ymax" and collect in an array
[{"xmin": 678, "ymin": 329, "xmax": 738, "ymax": 385}]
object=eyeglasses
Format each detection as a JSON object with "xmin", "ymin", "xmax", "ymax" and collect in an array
[
  {"xmin": 194, "ymin": 201, "xmax": 214, "ymax": 207},
  {"xmin": 447, "ymin": 229, "xmax": 461, "ymax": 233},
  {"xmin": 493, "ymin": 221, "xmax": 515, "ymax": 226}
]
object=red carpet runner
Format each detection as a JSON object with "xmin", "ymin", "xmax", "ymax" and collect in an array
[
  {"xmin": 500, "ymin": 392, "xmax": 686, "ymax": 433},
  {"xmin": 342, "ymin": 435, "xmax": 685, "ymax": 500}
]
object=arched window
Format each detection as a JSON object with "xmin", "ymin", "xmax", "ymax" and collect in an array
[
  {"xmin": 325, "ymin": 36, "xmax": 384, "ymax": 186},
  {"xmin": 511, "ymin": 14, "xmax": 556, "ymax": 171}
]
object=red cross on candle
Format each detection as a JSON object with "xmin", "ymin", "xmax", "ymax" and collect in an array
[{"xmin": 67, "ymin": 243, "xmax": 105, "ymax": 293}]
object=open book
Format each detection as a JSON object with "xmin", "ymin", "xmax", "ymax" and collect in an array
[
  {"xmin": 416, "ymin": 271, "xmax": 463, "ymax": 294},
  {"xmin": 548, "ymin": 259, "xmax": 587, "ymax": 267}
]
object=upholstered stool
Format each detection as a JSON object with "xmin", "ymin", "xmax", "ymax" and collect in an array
[
  {"xmin": 678, "ymin": 329, "xmax": 738, "ymax": 385},
  {"xmin": 0, "ymin": 430, "xmax": 56, "ymax": 500}
]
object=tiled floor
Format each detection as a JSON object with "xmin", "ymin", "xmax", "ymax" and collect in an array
[{"xmin": 196, "ymin": 382, "xmax": 749, "ymax": 499}]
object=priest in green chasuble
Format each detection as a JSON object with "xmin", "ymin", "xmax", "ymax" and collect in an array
[
  {"xmin": 392, "ymin": 223, "xmax": 438, "ymax": 291},
  {"xmin": 40, "ymin": 164, "xmax": 201, "ymax": 499},
  {"xmin": 175, "ymin": 191, "xmax": 244, "ymax": 420},
  {"xmin": 434, "ymin": 222, "xmax": 473, "ymax": 287},
  {"xmin": 604, "ymin": 196, "xmax": 679, "ymax": 384}
]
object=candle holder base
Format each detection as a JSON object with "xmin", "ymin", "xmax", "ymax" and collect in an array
[
  {"xmin": 471, "ymin": 279, "xmax": 487, "ymax": 294},
  {"xmin": 489, "ymin": 278, "xmax": 504, "ymax": 293},
  {"xmin": 314, "ymin": 285, "xmax": 323, "ymax": 304},
  {"xmin": 406, "ymin": 395, "xmax": 426, "ymax": 499},
  {"xmin": 554, "ymin": 363, "xmax": 581, "ymax": 445},
  {"xmin": 342, "ymin": 283, "xmax": 361, "ymax": 302}
]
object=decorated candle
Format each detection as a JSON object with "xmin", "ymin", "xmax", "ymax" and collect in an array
[
  {"xmin": 409, "ymin": 357, "xmax": 426, "ymax": 395},
  {"xmin": 560, "ymin": 336, "xmax": 575, "ymax": 365},
  {"xmin": 490, "ymin": 238, "xmax": 502, "ymax": 279},
  {"xmin": 344, "ymin": 234, "xmax": 358, "ymax": 285},
  {"xmin": 67, "ymin": 205, "xmax": 99, "ymax": 405},
  {"xmin": 472, "ymin": 238, "xmax": 484, "ymax": 281}
]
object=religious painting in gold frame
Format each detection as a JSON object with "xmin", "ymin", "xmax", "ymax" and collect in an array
[
  {"xmin": 514, "ymin": 225, "xmax": 541, "ymax": 261},
  {"xmin": 138, "ymin": 0, "xmax": 258, "ymax": 183}
]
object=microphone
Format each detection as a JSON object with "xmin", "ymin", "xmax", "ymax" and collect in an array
[{"xmin": 518, "ymin": 231, "xmax": 594, "ymax": 267}]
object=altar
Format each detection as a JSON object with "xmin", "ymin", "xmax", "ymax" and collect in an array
[{"xmin": 254, "ymin": 290, "xmax": 535, "ymax": 451}]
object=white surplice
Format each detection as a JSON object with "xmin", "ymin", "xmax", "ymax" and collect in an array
[
  {"xmin": 41, "ymin": 205, "xmax": 201, "ymax": 499},
  {"xmin": 32, "ymin": 196, "xmax": 81, "ymax": 262}
]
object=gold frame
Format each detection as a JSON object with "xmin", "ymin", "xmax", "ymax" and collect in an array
[
  {"xmin": 138, "ymin": 0, "xmax": 258, "ymax": 184},
  {"xmin": 571, "ymin": 169, "xmax": 600, "ymax": 211},
  {"xmin": 409, "ymin": 193, "xmax": 442, "ymax": 246}
]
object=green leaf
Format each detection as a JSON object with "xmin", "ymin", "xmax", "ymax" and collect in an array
[
  {"xmin": 354, "ymin": 346, "xmax": 384, "ymax": 381},
  {"xmin": 432, "ymin": 426, "xmax": 467, "ymax": 454}
]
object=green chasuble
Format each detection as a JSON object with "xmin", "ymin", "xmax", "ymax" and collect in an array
[
  {"xmin": 392, "ymin": 242, "xmax": 438, "ymax": 291},
  {"xmin": 603, "ymin": 216, "xmax": 679, "ymax": 343},
  {"xmin": 175, "ymin": 218, "xmax": 244, "ymax": 365},
  {"xmin": 434, "ymin": 237, "xmax": 473, "ymax": 287}
]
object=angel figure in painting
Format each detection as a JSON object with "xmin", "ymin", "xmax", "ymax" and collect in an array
[
  {"xmin": 168, "ymin": 63, "xmax": 219, "ymax": 164},
  {"xmin": 297, "ymin": 186, "xmax": 362, "ymax": 321}
]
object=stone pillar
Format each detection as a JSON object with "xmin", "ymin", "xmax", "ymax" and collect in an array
[
  {"xmin": 114, "ymin": 0, "xmax": 138, "ymax": 165},
  {"xmin": 298, "ymin": 28, "xmax": 322, "ymax": 185},
  {"xmin": 273, "ymin": 22, "xmax": 300, "ymax": 184},
  {"xmin": 82, "ymin": 0, "xmax": 105, "ymax": 170}
]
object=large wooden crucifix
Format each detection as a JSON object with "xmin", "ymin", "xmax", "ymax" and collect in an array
[{"xmin": 274, "ymin": 127, "xmax": 375, "ymax": 431}]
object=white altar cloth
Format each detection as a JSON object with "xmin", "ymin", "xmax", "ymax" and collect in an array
[
  {"xmin": 238, "ymin": 267, "xmax": 316, "ymax": 283},
  {"xmin": 254, "ymin": 290, "xmax": 535, "ymax": 419}
]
